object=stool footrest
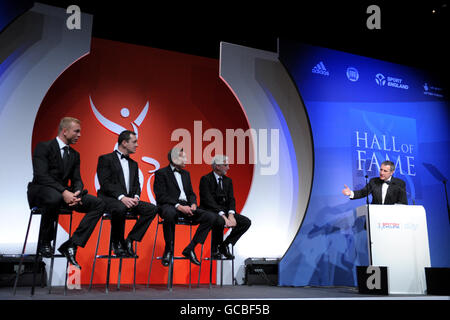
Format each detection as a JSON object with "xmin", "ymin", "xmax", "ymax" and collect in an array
[
  {"xmin": 156, "ymin": 256, "xmax": 189, "ymax": 260},
  {"xmin": 95, "ymin": 255, "xmax": 136, "ymax": 259},
  {"xmin": 15, "ymin": 254, "xmax": 66, "ymax": 259}
]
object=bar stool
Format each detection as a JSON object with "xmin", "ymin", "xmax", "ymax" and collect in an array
[
  {"xmin": 146, "ymin": 216, "xmax": 203, "ymax": 291},
  {"xmin": 13, "ymin": 207, "xmax": 73, "ymax": 296},
  {"xmin": 88, "ymin": 212, "xmax": 138, "ymax": 293},
  {"xmin": 197, "ymin": 233, "xmax": 235, "ymax": 288}
]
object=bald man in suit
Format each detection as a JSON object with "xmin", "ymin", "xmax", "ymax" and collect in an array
[{"xmin": 27, "ymin": 117, "xmax": 105, "ymax": 269}]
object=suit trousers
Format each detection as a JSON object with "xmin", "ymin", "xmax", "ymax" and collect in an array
[
  {"xmin": 29, "ymin": 185, "xmax": 104, "ymax": 247},
  {"xmin": 101, "ymin": 196, "xmax": 158, "ymax": 242},
  {"xmin": 159, "ymin": 204, "xmax": 215, "ymax": 251},
  {"xmin": 211, "ymin": 213, "xmax": 251, "ymax": 248}
]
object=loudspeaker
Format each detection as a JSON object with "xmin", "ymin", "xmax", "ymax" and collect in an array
[
  {"xmin": 0, "ymin": 255, "xmax": 47, "ymax": 287},
  {"xmin": 356, "ymin": 266, "xmax": 388, "ymax": 295},
  {"xmin": 425, "ymin": 267, "xmax": 450, "ymax": 295},
  {"xmin": 244, "ymin": 258, "xmax": 279, "ymax": 286}
]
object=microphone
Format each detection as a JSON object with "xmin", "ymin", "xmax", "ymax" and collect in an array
[
  {"xmin": 364, "ymin": 175, "xmax": 370, "ymax": 205},
  {"xmin": 363, "ymin": 174, "xmax": 373, "ymax": 266},
  {"xmin": 76, "ymin": 189, "xmax": 88, "ymax": 198}
]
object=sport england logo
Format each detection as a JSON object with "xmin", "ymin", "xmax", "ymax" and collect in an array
[
  {"xmin": 312, "ymin": 61, "xmax": 330, "ymax": 76},
  {"xmin": 375, "ymin": 73, "xmax": 386, "ymax": 86},
  {"xmin": 375, "ymin": 73, "xmax": 409, "ymax": 90}
]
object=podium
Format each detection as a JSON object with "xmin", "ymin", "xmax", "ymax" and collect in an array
[{"xmin": 356, "ymin": 205, "xmax": 431, "ymax": 294}]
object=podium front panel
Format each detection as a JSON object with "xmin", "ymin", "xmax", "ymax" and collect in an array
[{"xmin": 357, "ymin": 205, "xmax": 431, "ymax": 294}]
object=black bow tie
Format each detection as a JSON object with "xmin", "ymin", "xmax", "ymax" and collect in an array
[
  {"xmin": 116, "ymin": 150, "xmax": 129, "ymax": 160},
  {"xmin": 173, "ymin": 167, "xmax": 182, "ymax": 173},
  {"xmin": 384, "ymin": 180, "xmax": 391, "ymax": 185}
]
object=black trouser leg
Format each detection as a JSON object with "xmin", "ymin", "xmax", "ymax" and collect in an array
[
  {"xmin": 223, "ymin": 214, "xmax": 251, "ymax": 246},
  {"xmin": 159, "ymin": 204, "xmax": 177, "ymax": 252},
  {"xmin": 70, "ymin": 194, "xmax": 105, "ymax": 247},
  {"xmin": 127, "ymin": 201, "xmax": 158, "ymax": 241}
]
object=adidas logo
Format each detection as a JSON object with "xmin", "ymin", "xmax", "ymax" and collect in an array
[{"xmin": 312, "ymin": 61, "xmax": 330, "ymax": 76}]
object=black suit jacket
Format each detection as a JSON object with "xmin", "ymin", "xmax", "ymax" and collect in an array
[
  {"xmin": 96, "ymin": 151, "xmax": 141, "ymax": 199},
  {"xmin": 153, "ymin": 165, "xmax": 197, "ymax": 206},
  {"xmin": 28, "ymin": 138, "xmax": 83, "ymax": 204},
  {"xmin": 199, "ymin": 171, "xmax": 236, "ymax": 213},
  {"xmin": 352, "ymin": 177, "xmax": 407, "ymax": 205}
]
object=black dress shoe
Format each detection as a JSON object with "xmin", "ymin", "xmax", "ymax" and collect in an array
[
  {"xmin": 161, "ymin": 250, "xmax": 172, "ymax": 267},
  {"xmin": 38, "ymin": 242, "xmax": 53, "ymax": 258},
  {"xmin": 124, "ymin": 239, "xmax": 138, "ymax": 258},
  {"xmin": 211, "ymin": 251, "xmax": 223, "ymax": 260},
  {"xmin": 111, "ymin": 241, "xmax": 127, "ymax": 257},
  {"xmin": 182, "ymin": 248, "xmax": 201, "ymax": 266},
  {"xmin": 219, "ymin": 244, "xmax": 234, "ymax": 259},
  {"xmin": 58, "ymin": 241, "xmax": 81, "ymax": 270}
]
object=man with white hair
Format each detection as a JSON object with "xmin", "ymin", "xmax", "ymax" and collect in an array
[{"xmin": 199, "ymin": 155, "xmax": 251, "ymax": 259}]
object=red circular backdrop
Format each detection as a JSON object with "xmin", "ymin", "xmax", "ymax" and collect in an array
[{"xmin": 32, "ymin": 38, "xmax": 253, "ymax": 285}]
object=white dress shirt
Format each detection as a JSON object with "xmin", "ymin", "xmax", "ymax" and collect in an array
[
  {"xmin": 381, "ymin": 178, "xmax": 391, "ymax": 204},
  {"xmin": 170, "ymin": 164, "xmax": 187, "ymax": 206},
  {"xmin": 56, "ymin": 136, "xmax": 69, "ymax": 158},
  {"xmin": 115, "ymin": 150, "xmax": 140, "ymax": 201}
]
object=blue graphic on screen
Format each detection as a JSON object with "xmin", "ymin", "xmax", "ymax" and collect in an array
[{"xmin": 278, "ymin": 40, "xmax": 449, "ymax": 287}]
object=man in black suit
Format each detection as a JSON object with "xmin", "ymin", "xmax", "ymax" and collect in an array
[
  {"xmin": 153, "ymin": 148, "xmax": 215, "ymax": 266},
  {"xmin": 199, "ymin": 155, "xmax": 251, "ymax": 259},
  {"xmin": 96, "ymin": 130, "xmax": 157, "ymax": 257},
  {"xmin": 342, "ymin": 160, "xmax": 408, "ymax": 205},
  {"xmin": 27, "ymin": 117, "xmax": 105, "ymax": 269}
]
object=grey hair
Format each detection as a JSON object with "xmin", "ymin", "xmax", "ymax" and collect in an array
[
  {"xmin": 168, "ymin": 147, "xmax": 184, "ymax": 164},
  {"xmin": 211, "ymin": 155, "xmax": 229, "ymax": 168},
  {"xmin": 381, "ymin": 160, "xmax": 395, "ymax": 172}
]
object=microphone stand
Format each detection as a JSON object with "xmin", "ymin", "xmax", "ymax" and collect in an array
[
  {"xmin": 444, "ymin": 180, "xmax": 450, "ymax": 224},
  {"xmin": 364, "ymin": 175, "xmax": 373, "ymax": 266},
  {"xmin": 422, "ymin": 163, "xmax": 449, "ymax": 224}
]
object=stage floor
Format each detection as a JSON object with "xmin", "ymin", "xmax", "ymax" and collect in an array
[{"xmin": 1, "ymin": 284, "xmax": 447, "ymax": 300}]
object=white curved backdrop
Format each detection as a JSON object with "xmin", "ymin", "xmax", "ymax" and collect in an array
[
  {"xmin": 0, "ymin": 3, "xmax": 93, "ymax": 285},
  {"xmin": 219, "ymin": 42, "xmax": 313, "ymax": 283}
]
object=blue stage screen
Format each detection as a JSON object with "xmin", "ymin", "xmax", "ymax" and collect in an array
[{"xmin": 278, "ymin": 40, "xmax": 449, "ymax": 286}]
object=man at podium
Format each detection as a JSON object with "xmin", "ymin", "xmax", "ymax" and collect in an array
[{"xmin": 342, "ymin": 160, "xmax": 408, "ymax": 205}]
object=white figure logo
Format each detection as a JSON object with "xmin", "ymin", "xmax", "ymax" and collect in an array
[{"xmin": 89, "ymin": 95, "xmax": 160, "ymax": 204}]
